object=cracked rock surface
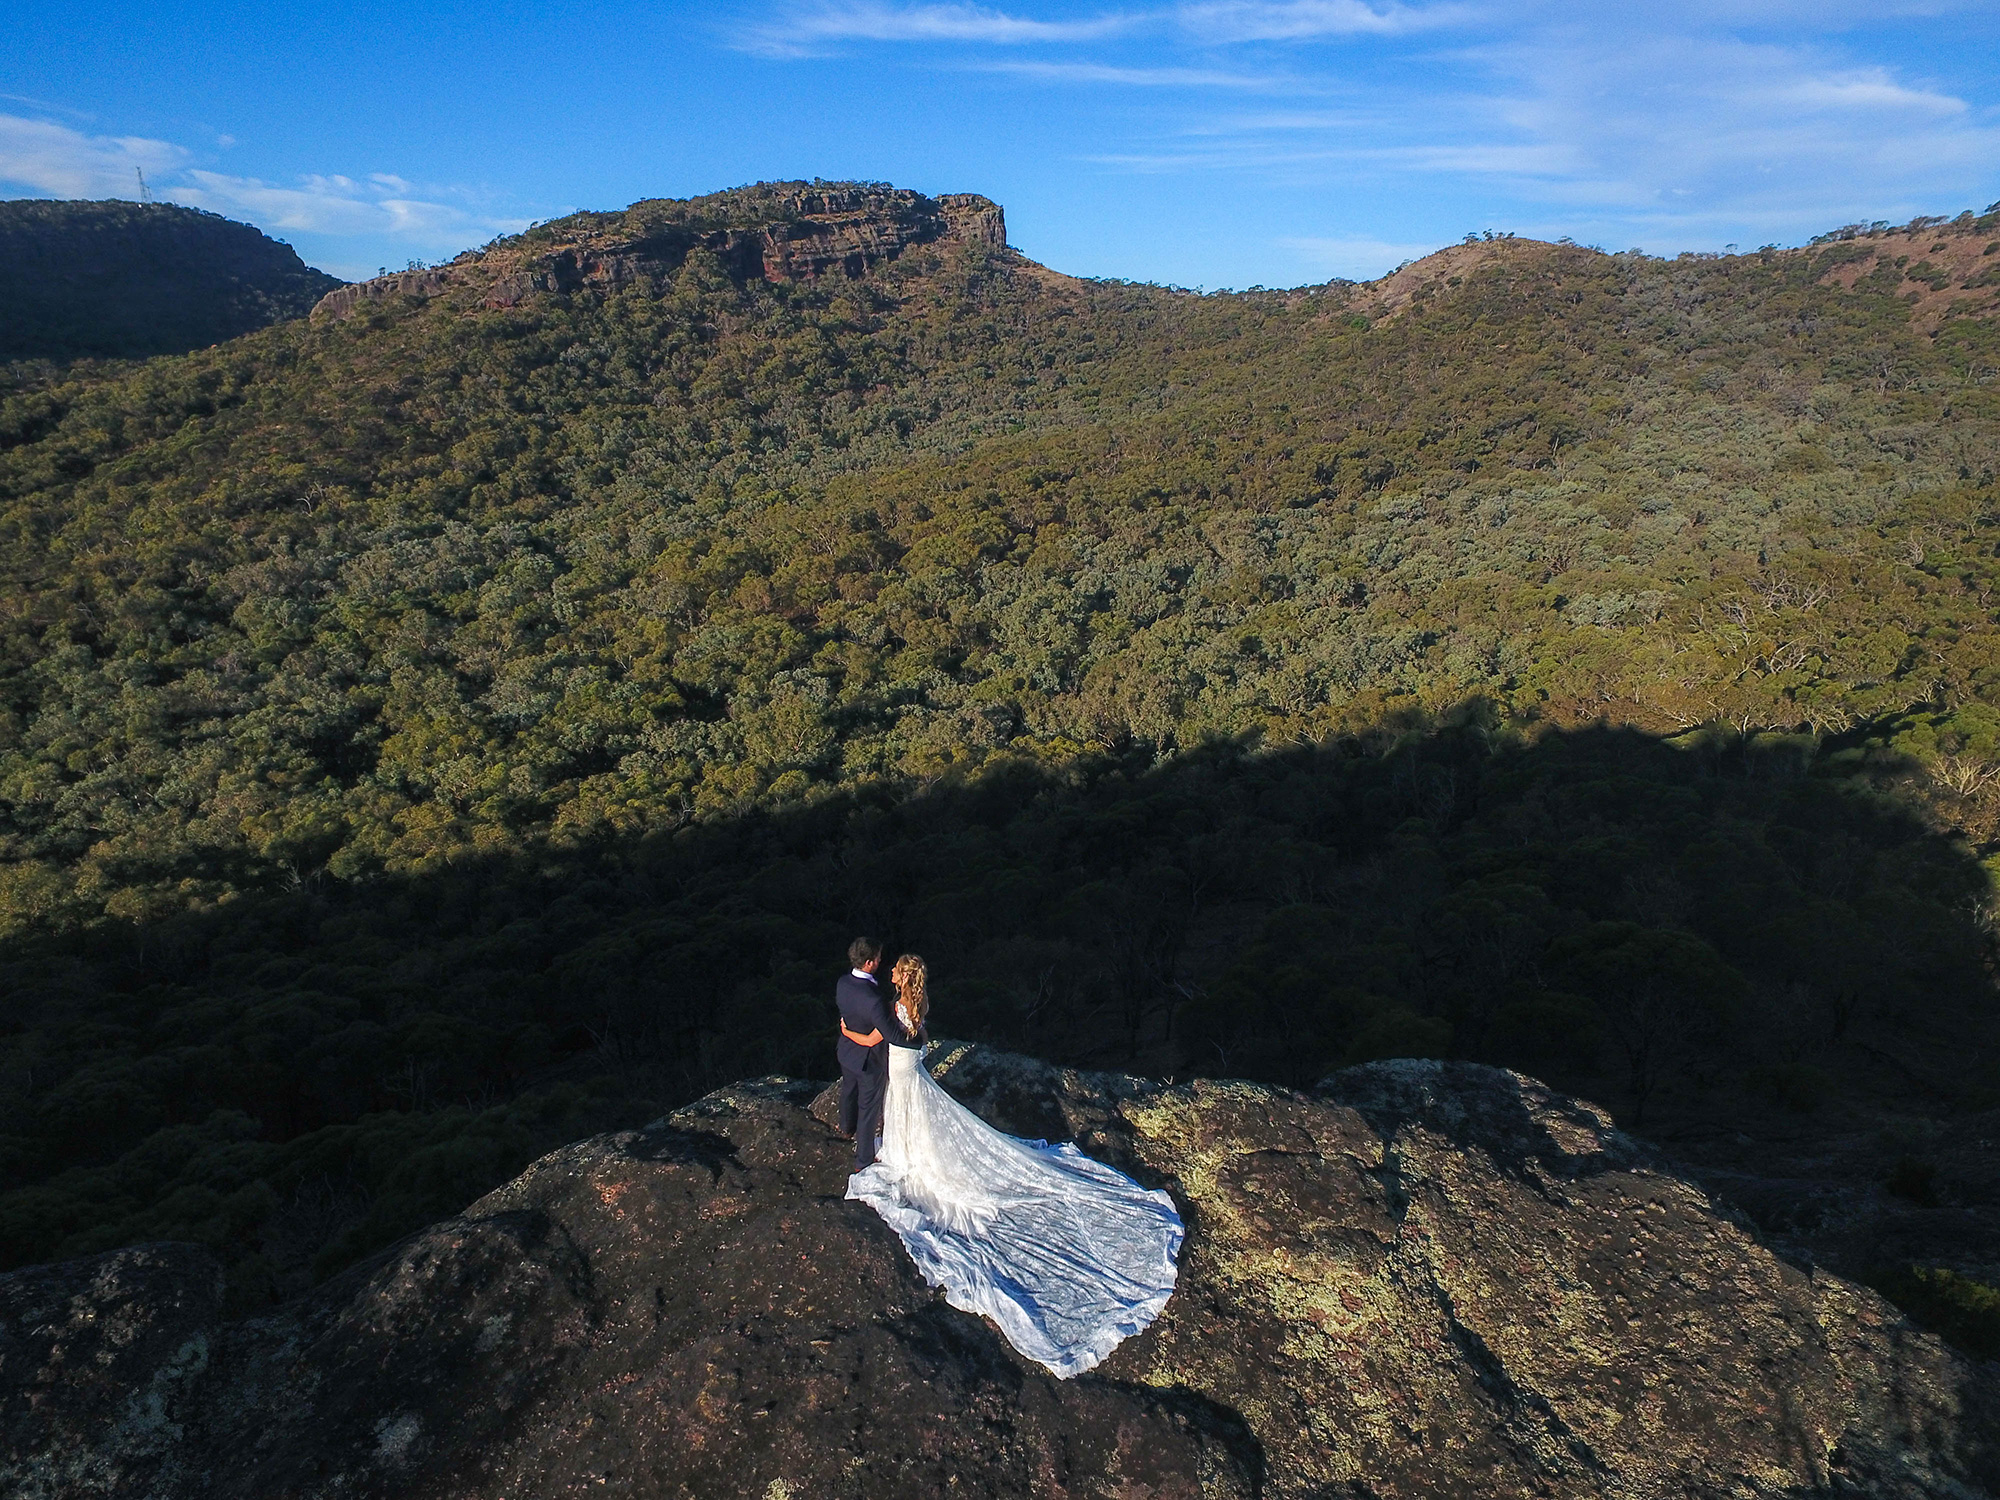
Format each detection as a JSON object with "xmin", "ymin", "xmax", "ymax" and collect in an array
[{"xmin": 3, "ymin": 1050, "xmax": 1995, "ymax": 1498}]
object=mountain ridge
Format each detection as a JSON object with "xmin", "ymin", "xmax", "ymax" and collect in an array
[{"xmin": 299, "ymin": 185, "xmax": 2000, "ymax": 326}]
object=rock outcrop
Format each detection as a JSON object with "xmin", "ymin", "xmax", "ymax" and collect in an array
[
  {"xmin": 4, "ymin": 1051, "xmax": 1994, "ymax": 1498},
  {"xmin": 306, "ymin": 266, "xmax": 456, "ymax": 323},
  {"xmin": 311, "ymin": 185, "xmax": 1008, "ymax": 322}
]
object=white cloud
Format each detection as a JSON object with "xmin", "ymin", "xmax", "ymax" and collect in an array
[
  {"xmin": 171, "ymin": 169, "xmax": 527, "ymax": 246},
  {"xmin": 731, "ymin": 0, "xmax": 1996, "ymax": 255},
  {"xmin": 0, "ymin": 113, "xmax": 187, "ymax": 198},
  {"xmin": 0, "ymin": 94, "xmax": 98, "ymax": 122},
  {"xmin": 0, "ymin": 111, "xmax": 532, "ymax": 278},
  {"xmin": 1435, "ymin": 32, "xmax": 2000, "ymax": 238},
  {"xmin": 1106, "ymin": 25, "xmax": 1998, "ymax": 252}
]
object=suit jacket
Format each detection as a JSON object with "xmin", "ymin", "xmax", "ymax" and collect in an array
[{"xmin": 836, "ymin": 971, "xmax": 891, "ymax": 1074}]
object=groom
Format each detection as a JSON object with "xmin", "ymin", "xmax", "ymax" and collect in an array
[{"xmin": 835, "ymin": 937, "xmax": 891, "ymax": 1169}]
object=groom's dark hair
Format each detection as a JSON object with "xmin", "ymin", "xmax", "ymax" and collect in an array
[{"xmin": 848, "ymin": 936, "xmax": 882, "ymax": 968}]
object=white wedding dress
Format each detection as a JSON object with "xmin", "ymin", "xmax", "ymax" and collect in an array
[{"xmin": 845, "ymin": 1034, "xmax": 1183, "ymax": 1378}]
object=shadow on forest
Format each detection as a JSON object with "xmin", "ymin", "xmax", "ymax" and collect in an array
[{"xmin": 4, "ymin": 711, "xmax": 1997, "ymax": 1309}]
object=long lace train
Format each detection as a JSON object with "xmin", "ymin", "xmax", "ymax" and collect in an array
[{"xmin": 845, "ymin": 1045, "xmax": 1183, "ymax": 1377}]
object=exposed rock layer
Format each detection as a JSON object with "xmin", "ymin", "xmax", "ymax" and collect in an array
[{"xmin": 3, "ymin": 1052, "xmax": 1994, "ymax": 1498}]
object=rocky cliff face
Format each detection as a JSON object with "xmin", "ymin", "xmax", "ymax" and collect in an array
[
  {"xmin": 311, "ymin": 185, "xmax": 1009, "ymax": 323},
  {"xmin": 0, "ymin": 199, "xmax": 342, "ymax": 361},
  {"xmin": 4, "ymin": 1051, "xmax": 1993, "ymax": 1498}
]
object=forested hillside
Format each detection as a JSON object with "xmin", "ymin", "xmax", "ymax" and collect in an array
[
  {"xmin": 4, "ymin": 183, "xmax": 2000, "ymax": 1331},
  {"xmin": 0, "ymin": 199, "xmax": 341, "ymax": 363}
]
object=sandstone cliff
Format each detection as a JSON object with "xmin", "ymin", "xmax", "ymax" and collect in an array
[
  {"xmin": 4, "ymin": 1051, "xmax": 1993, "ymax": 1498},
  {"xmin": 310, "ymin": 184, "xmax": 1009, "ymax": 323}
]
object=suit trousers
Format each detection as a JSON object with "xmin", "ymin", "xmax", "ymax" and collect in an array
[{"xmin": 839, "ymin": 1057, "xmax": 888, "ymax": 1169}]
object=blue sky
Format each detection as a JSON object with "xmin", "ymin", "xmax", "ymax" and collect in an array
[{"xmin": 4, "ymin": 0, "xmax": 1997, "ymax": 287}]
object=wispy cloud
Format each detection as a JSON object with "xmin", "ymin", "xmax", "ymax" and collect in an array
[
  {"xmin": 1437, "ymin": 33, "xmax": 2000, "ymax": 238},
  {"xmin": 1280, "ymin": 233, "xmax": 1438, "ymax": 277},
  {"xmin": 732, "ymin": 0, "xmax": 1996, "ymax": 260},
  {"xmin": 744, "ymin": 0, "xmax": 1465, "ymax": 54},
  {"xmin": 1178, "ymin": 0, "xmax": 1463, "ymax": 41},
  {"xmin": 0, "ymin": 113, "xmax": 187, "ymax": 198},
  {"xmin": 1071, "ymin": 23, "xmax": 1999, "ymax": 252},
  {"xmin": 1181, "ymin": 110, "xmax": 1371, "ymax": 131},
  {"xmin": 1776, "ymin": 71, "xmax": 1967, "ymax": 116},
  {"xmin": 0, "ymin": 111, "xmax": 534, "ymax": 279},
  {"xmin": 742, "ymin": 1, "xmax": 1136, "ymax": 55},
  {"xmin": 979, "ymin": 59, "xmax": 1286, "ymax": 86},
  {"xmin": 0, "ymin": 94, "xmax": 98, "ymax": 123},
  {"xmin": 173, "ymin": 169, "xmax": 526, "ymax": 245}
]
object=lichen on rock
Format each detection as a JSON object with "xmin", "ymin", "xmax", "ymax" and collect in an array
[{"xmin": 2, "ymin": 1052, "xmax": 1993, "ymax": 1497}]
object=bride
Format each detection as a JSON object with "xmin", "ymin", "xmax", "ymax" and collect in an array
[{"xmin": 842, "ymin": 955, "xmax": 1183, "ymax": 1378}]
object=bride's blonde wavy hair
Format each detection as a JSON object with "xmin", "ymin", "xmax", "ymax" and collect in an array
[{"xmin": 891, "ymin": 954, "xmax": 929, "ymax": 1034}]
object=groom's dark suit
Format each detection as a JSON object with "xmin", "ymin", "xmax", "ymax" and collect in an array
[{"xmin": 836, "ymin": 969, "xmax": 892, "ymax": 1169}]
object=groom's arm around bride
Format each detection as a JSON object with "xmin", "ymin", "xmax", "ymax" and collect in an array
[{"xmin": 834, "ymin": 938, "xmax": 891, "ymax": 1169}]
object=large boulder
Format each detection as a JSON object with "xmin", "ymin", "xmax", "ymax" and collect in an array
[{"xmin": 3, "ymin": 1050, "xmax": 1993, "ymax": 1497}]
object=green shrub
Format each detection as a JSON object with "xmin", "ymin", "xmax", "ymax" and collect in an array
[{"xmin": 1874, "ymin": 1265, "xmax": 2000, "ymax": 1361}]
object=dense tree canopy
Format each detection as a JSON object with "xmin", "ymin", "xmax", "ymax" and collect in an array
[
  {"xmin": 0, "ymin": 198, "xmax": 340, "ymax": 363},
  {"xmin": 3, "ymin": 185, "xmax": 1999, "ymax": 1324}
]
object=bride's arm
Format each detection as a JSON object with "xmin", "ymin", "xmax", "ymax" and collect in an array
[{"xmin": 841, "ymin": 1022, "xmax": 883, "ymax": 1046}]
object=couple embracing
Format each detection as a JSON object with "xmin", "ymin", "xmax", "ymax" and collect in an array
[
  {"xmin": 833, "ymin": 937, "xmax": 926, "ymax": 1170},
  {"xmin": 831, "ymin": 937, "xmax": 1185, "ymax": 1378}
]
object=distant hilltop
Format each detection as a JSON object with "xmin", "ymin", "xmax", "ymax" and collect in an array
[
  {"xmin": 0, "ymin": 199, "xmax": 342, "ymax": 363},
  {"xmin": 1357, "ymin": 206, "xmax": 2000, "ymax": 332},
  {"xmin": 310, "ymin": 181, "xmax": 1010, "ymax": 321}
]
